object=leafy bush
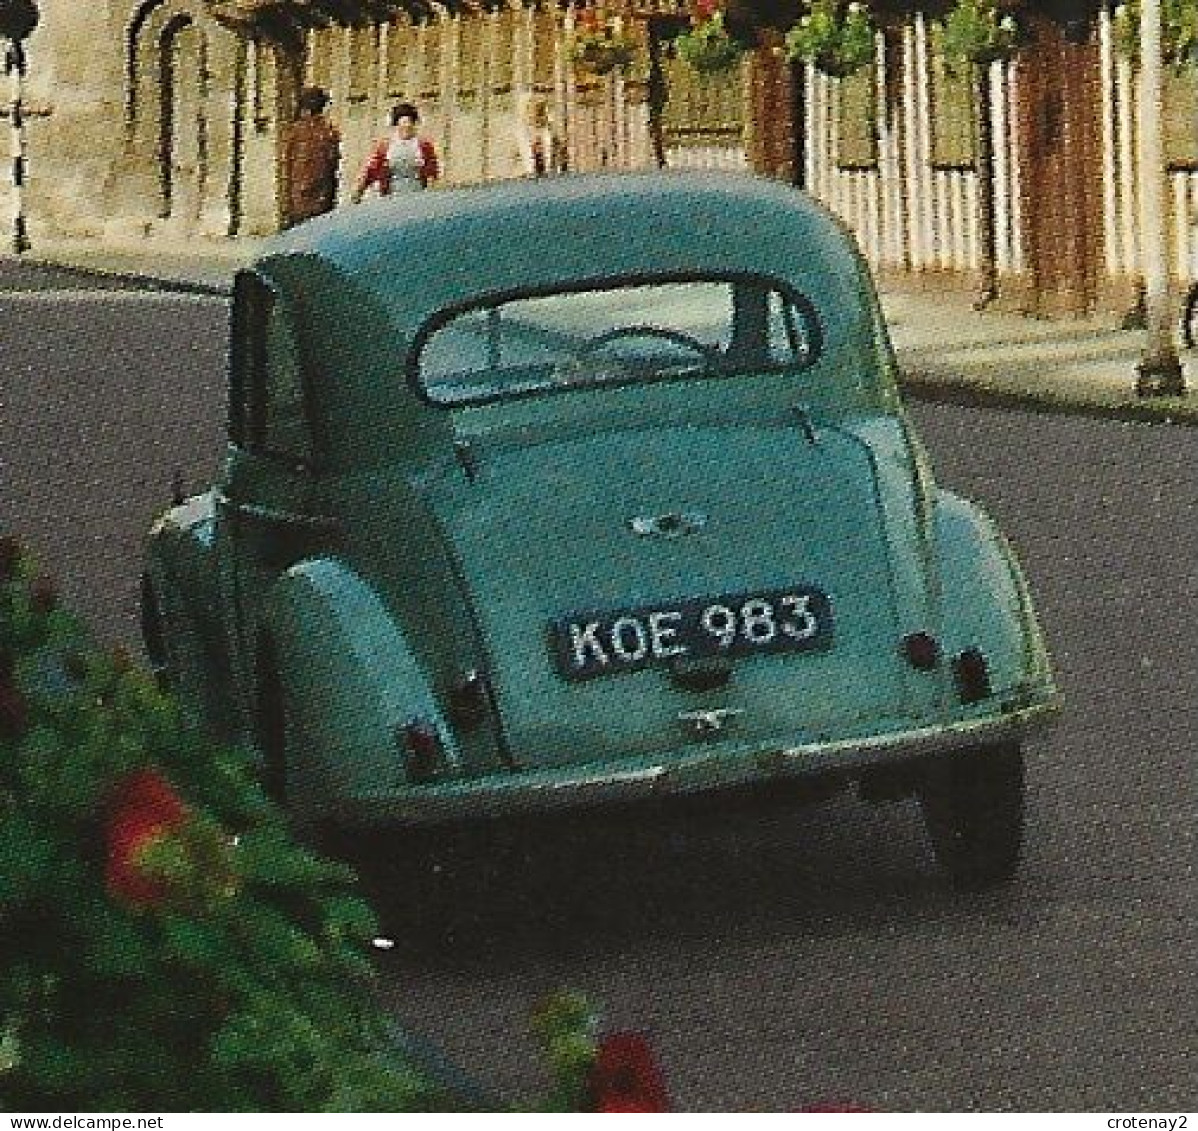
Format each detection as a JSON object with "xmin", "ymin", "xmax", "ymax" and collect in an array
[
  {"xmin": 940, "ymin": 0, "xmax": 1021, "ymax": 71},
  {"xmin": 676, "ymin": 11, "xmax": 747, "ymax": 74},
  {"xmin": 784, "ymin": 0, "xmax": 876, "ymax": 78},
  {"xmin": 0, "ymin": 537, "xmax": 457, "ymax": 1111},
  {"xmin": 0, "ymin": 537, "xmax": 670, "ymax": 1113}
]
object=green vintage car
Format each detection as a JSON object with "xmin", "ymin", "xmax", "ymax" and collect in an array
[{"xmin": 142, "ymin": 172, "xmax": 1058, "ymax": 888}]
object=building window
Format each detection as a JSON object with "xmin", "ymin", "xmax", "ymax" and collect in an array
[
  {"xmin": 1165, "ymin": 68, "xmax": 1198, "ymax": 170},
  {"xmin": 417, "ymin": 20, "xmax": 442, "ymax": 100},
  {"xmin": 458, "ymin": 17, "xmax": 484, "ymax": 100},
  {"xmin": 533, "ymin": 8, "xmax": 558, "ymax": 92},
  {"xmin": 308, "ymin": 25, "xmax": 337, "ymax": 92},
  {"xmin": 836, "ymin": 66, "xmax": 879, "ymax": 170},
  {"xmin": 385, "ymin": 17, "xmax": 415, "ymax": 98},
  {"xmin": 492, "ymin": 9, "xmax": 516, "ymax": 93},
  {"xmin": 660, "ymin": 52, "xmax": 744, "ymax": 148},
  {"xmin": 347, "ymin": 23, "xmax": 378, "ymax": 103},
  {"xmin": 928, "ymin": 24, "xmax": 977, "ymax": 170}
]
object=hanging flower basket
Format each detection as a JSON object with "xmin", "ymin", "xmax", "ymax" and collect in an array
[
  {"xmin": 676, "ymin": 11, "xmax": 747, "ymax": 74},
  {"xmin": 572, "ymin": 13, "xmax": 639, "ymax": 75},
  {"xmin": 1113, "ymin": 0, "xmax": 1198, "ymax": 67},
  {"xmin": 940, "ymin": 0, "xmax": 1021, "ymax": 71},
  {"xmin": 784, "ymin": 0, "xmax": 876, "ymax": 79}
]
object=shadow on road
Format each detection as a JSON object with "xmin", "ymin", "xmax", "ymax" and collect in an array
[{"xmin": 351, "ymin": 788, "xmax": 1022, "ymax": 974}]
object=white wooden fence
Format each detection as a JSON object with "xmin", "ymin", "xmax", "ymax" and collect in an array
[
  {"xmin": 801, "ymin": 14, "xmax": 1021, "ymax": 276},
  {"xmin": 131, "ymin": 0, "xmax": 1198, "ymax": 291},
  {"xmin": 802, "ymin": 6, "xmax": 1198, "ymax": 286}
]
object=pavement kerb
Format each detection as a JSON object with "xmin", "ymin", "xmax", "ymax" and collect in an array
[
  {"xmin": 899, "ymin": 367, "xmax": 1198, "ymax": 427},
  {"xmin": 20, "ymin": 256, "xmax": 233, "ymax": 297},
  {"xmin": 9, "ymin": 246, "xmax": 1198, "ymax": 426}
]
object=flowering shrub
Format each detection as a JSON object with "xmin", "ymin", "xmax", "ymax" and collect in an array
[
  {"xmin": 940, "ymin": 0, "xmax": 1021, "ymax": 71},
  {"xmin": 0, "ymin": 536, "xmax": 454, "ymax": 1111},
  {"xmin": 784, "ymin": 0, "xmax": 876, "ymax": 78},
  {"xmin": 0, "ymin": 537, "xmax": 666, "ymax": 1113},
  {"xmin": 572, "ymin": 10, "xmax": 638, "ymax": 74},
  {"xmin": 676, "ymin": 9, "xmax": 746, "ymax": 74},
  {"xmin": 1113, "ymin": 0, "xmax": 1198, "ymax": 66}
]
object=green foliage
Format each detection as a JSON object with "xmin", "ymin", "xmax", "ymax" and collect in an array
[
  {"xmin": 676, "ymin": 11, "xmax": 747, "ymax": 74},
  {"xmin": 0, "ymin": 539, "xmax": 452, "ymax": 1112},
  {"xmin": 940, "ymin": 0, "xmax": 1020, "ymax": 71},
  {"xmin": 785, "ymin": 0, "xmax": 876, "ymax": 78},
  {"xmin": 1113, "ymin": 0, "xmax": 1198, "ymax": 67},
  {"xmin": 529, "ymin": 991, "xmax": 600, "ymax": 1112}
]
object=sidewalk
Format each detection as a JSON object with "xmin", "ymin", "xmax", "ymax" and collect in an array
[
  {"xmin": 3, "ymin": 235, "xmax": 260, "ymax": 295},
  {"xmin": 882, "ymin": 290, "xmax": 1198, "ymax": 426},
  {"xmin": 6, "ymin": 237, "xmax": 1197, "ymax": 426}
]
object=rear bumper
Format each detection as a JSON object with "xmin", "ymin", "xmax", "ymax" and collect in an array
[{"xmin": 341, "ymin": 687, "xmax": 1060, "ymax": 827}]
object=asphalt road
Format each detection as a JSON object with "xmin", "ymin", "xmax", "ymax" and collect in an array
[{"xmin": 1, "ymin": 283, "xmax": 1194, "ymax": 1112}]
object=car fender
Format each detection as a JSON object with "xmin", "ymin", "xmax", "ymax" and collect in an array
[
  {"xmin": 261, "ymin": 557, "xmax": 459, "ymax": 818},
  {"xmin": 143, "ymin": 493, "xmax": 234, "ymax": 730},
  {"xmin": 933, "ymin": 489, "xmax": 1053, "ymax": 698}
]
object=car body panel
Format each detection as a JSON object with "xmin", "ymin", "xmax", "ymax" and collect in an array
[
  {"xmin": 143, "ymin": 171, "xmax": 1059, "ymax": 826},
  {"xmin": 424, "ymin": 420, "xmax": 922, "ymax": 767}
]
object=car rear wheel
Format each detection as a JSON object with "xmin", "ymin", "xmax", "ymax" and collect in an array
[
  {"xmin": 919, "ymin": 741, "xmax": 1024, "ymax": 891},
  {"xmin": 254, "ymin": 653, "xmax": 453, "ymax": 939}
]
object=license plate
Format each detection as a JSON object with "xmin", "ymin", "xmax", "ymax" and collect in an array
[{"xmin": 550, "ymin": 586, "xmax": 834, "ymax": 682}]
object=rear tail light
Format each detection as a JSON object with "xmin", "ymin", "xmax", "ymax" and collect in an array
[
  {"xmin": 399, "ymin": 718, "xmax": 446, "ymax": 783},
  {"xmin": 901, "ymin": 631, "xmax": 941, "ymax": 670},
  {"xmin": 953, "ymin": 647, "xmax": 992, "ymax": 703}
]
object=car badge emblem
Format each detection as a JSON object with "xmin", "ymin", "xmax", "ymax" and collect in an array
[
  {"xmin": 628, "ymin": 511, "xmax": 708, "ymax": 539},
  {"xmin": 677, "ymin": 708, "xmax": 743, "ymax": 736}
]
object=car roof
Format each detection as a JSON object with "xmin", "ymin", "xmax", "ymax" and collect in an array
[{"xmin": 255, "ymin": 171, "xmax": 874, "ymax": 335}]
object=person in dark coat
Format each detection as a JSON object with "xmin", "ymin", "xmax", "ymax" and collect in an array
[{"xmin": 283, "ymin": 86, "xmax": 341, "ymax": 227}]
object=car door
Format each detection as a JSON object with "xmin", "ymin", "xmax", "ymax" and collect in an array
[{"xmin": 218, "ymin": 270, "xmax": 341, "ymax": 718}]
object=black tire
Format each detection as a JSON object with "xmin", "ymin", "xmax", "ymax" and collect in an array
[
  {"xmin": 919, "ymin": 741, "xmax": 1025, "ymax": 892},
  {"xmin": 1182, "ymin": 281, "xmax": 1198, "ymax": 350},
  {"xmin": 316, "ymin": 821, "xmax": 467, "ymax": 947}
]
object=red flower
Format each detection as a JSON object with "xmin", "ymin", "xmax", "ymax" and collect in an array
[
  {"xmin": 576, "ymin": 8, "xmax": 601, "ymax": 32},
  {"xmin": 105, "ymin": 769, "xmax": 189, "ymax": 909},
  {"xmin": 589, "ymin": 1032, "xmax": 671, "ymax": 1113},
  {"xmin": 693, "ymin": 0, "xmax": 719, "ymax": 21}
]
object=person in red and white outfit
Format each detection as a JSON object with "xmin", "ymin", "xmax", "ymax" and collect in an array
[{"xmin": 351, "ymin": 102, "xmax": 439, "ymax": 201}]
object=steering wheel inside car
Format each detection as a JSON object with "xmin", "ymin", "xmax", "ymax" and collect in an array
[{"xmin": 576, "ymin": 324, "xmax": 717, "ymax": 362}]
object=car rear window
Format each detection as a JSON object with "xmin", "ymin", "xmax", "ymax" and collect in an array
[{"xmin": 413, "ymin": 276, "xmax": 822, "ymax": 406}]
